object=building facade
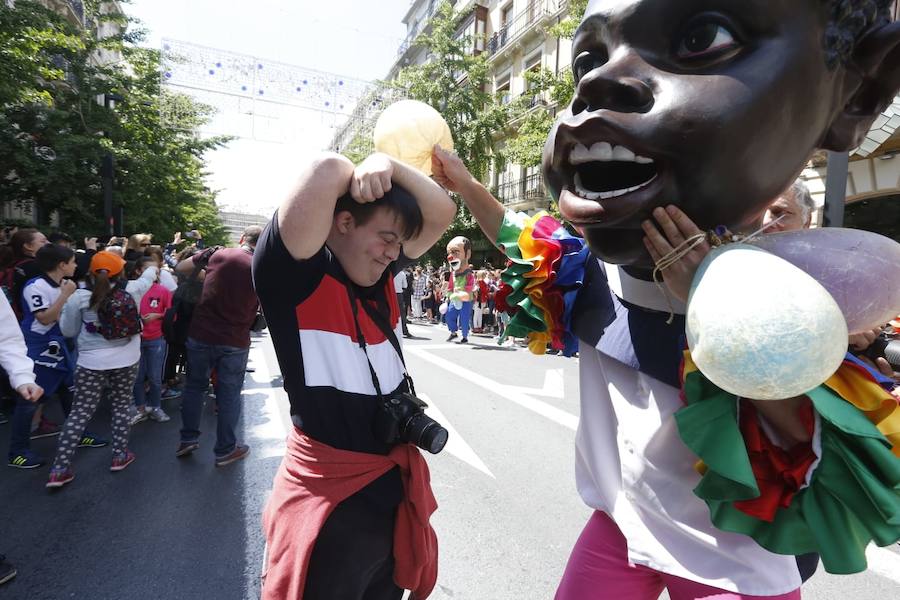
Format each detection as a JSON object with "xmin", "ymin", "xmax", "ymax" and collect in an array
[{"xmin": 218, "ymin": 210, "xmax": 269, "ymax": 246}]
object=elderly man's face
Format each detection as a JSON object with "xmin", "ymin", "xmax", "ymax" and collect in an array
[
  {"xmin": 543, "ymin": 0, "xmax": 850, "ymax": 266},
  {"xmin": 763, "ymin": 192, "xmax": 810, "ymax": 233}
]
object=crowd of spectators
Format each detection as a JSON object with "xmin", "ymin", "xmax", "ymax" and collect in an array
[{"xmin": 0, "ymin": 223, "xmax": 263, "ymax": 584}]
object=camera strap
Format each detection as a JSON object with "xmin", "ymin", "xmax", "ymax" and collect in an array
[{"xmin": 345, "ymin": 282, "xmax": 417, "ymax": 400}]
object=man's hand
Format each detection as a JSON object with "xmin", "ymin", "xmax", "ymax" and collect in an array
[
  {"xmin": 432, "ymin": 146, "xmax": 474, "ymax": 193},
  {"xmin": 142, "ymin": 313, "xmax": 163, "ymax": 322},
  {"xmin": 60, "ymin": 279, "xmax": 77, "ymax": 298},
  {"xmin": 84, "ymin": 237, "xmax": 98, "ymax": 251},
  {"xmin": 351, "ymin": 153, "xmax": 393, "ymax": 203},
  {"xmin": 642, "ymin": 205, "xmax": 711, "ymax": 303},
  {"xmin": 173, "ymin": 231, "xmax": 182, "ymax": 245},
  {"xmin": 849, "ymin": 328, "xmax": 882, "ymax": 352},
  {"xmin": 16, "ymin": 383, "xmax": 43, "ymax": 403}
]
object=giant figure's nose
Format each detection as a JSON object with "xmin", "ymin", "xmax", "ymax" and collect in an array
[{"xmin": 573, "ymin": 67, "xmax": 654, "ymax": 115}]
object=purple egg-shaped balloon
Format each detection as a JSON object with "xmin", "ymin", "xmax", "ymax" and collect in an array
[{"xmin": 748, "ymin": 228, "xmax": 900, "ymax": 334}]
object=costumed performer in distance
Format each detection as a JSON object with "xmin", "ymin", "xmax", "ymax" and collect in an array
[{"xmin": 431, "ymin": 0, "xmax": 900, "ymax": 598}]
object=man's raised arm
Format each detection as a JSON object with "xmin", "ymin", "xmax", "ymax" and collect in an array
[{"xmin": 279, "ymin": 152, "xmax": 355, "ymax": 260}]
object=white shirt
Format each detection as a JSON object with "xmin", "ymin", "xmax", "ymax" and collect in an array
[
  {"xmin": 573, "ymin": 263, "xmax": 801, "ymax": 595},
  {"xmin": 22, "ymin": 277, "xmax": 60, "ymax": 336},
  {"xmin": 0, "ymin": 293, "xmax": 36, "ymax": 389},
  {"xmin": 393, "ymin": 270, "xmax": 407, "ymax": 294}
]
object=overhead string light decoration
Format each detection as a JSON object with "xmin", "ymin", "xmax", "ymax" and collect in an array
[{"xmin": 159, "ymin": 39, "xmax": 382, "ymax": 143}]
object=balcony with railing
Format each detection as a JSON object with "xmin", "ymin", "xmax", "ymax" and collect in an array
[
  {"xmin": 487, "ymin": 0, "xmax": 565, "ymax": 58},
  {"xmin": 496, "ymin": 171, "xmax": 549, "ymax": 207}
]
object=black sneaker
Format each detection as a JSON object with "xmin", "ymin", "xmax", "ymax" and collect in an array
[
  {"xmin": 78, "ymin": 434, "xmax": 109, "ymax": 448},
  {"xmin": 175, "ymin": 441, "xmax": 199, "ymax": 458},
  {"xmin": 215, "ymin": 444, "xmax": 250, "ymax": 467},
  {"xmin": 446, "ymin": 332, "xmax": 458, "ymax": 342},
  {"xmin": 459, "ymin": 337, "xmax": 468, "ymax": 344},
  {"xmin": 8, "ymin": 452, "xmax": 44, "ymax": 469},
  {"xmin": 0, "ymin": 555, "xmax": 16, "ymax": 585}
]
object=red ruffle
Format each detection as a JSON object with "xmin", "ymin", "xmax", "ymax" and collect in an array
[{"xmin": 733, "ymin": 400, "xmax": 818, "ymax": 522}]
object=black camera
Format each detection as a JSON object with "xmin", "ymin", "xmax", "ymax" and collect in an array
[
  {"xmin": 374, "ymin": 392, "xmax": 448, "ymax": 455},
  {"xmin": 863, "ymin": 333, "xmax": 900, "ymax": 371}
]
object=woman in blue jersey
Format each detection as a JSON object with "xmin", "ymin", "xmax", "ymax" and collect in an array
[{"xmin": 7, "ymin": 245, "xmax": 77, "ymax": 469}]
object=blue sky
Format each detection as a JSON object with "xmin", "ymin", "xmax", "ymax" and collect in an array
[{"xmin": 127, "ymin": 0, "xmax": 412, "ymax": 216}]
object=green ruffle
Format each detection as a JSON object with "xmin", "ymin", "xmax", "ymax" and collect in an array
[
  {"xmin": 495, "ymin": 211, "xmax": 549, "ymax": 339},
  {"xmin": 676, "ymin": 379, "xmax": 900, "ymax": 574}
]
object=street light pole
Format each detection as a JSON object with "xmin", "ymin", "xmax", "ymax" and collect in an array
[{"xmin": 102, "ymin": 92, "xmax": 125, "ymax": 237}]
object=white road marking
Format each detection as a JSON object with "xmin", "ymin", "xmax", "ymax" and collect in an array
[
  {"xmin": 866, "ymin": 545, "xmax": 900, "ymax": 585},
  {"xmin": 419, "ymin": 393, "xmax": 495, "ymax": 479},
  {"xmin": 506, "ymin": 368, "xmax": 565, "ymax": 399},
  {"xmin": 406, "ymin": 346, "xmax": 578, "ymax": 431},
  {"xmin": 245, "ymin": 342, "xmax": 290, "ymax": 458}
]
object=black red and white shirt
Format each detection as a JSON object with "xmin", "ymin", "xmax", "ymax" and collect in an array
[{"xmin": 253, "ymin": 214, "xmax": 409, "ymax": 507}]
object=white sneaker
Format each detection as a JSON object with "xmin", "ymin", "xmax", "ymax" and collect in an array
[
  {"xmin": 147, "ymin": 407, "xmax": 171, "ymax": 423},
  {"xmin": 129, "ymin": 408, "xmax": 148, "ymax": 426}
]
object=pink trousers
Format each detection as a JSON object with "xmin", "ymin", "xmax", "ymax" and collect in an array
[{"xmin": 555, "ymin": 512, "xmax": 801, "ymax": 600}]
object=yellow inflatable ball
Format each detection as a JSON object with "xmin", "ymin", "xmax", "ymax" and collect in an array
[
  {"xmin": 686, "ymin": 244, "xmax": 848, "ymax": 401},
  {"xmin": 373, "ymin": 100, "xmax": 454, "ymax": 176}
]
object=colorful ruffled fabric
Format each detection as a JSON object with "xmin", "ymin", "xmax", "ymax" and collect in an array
[
  {"xmin": 676, "ymin": 351, "xmax": 900, "ymax": 574},
  {"xmin": 495, "ymin": 210, "xmax": 589, "ymax": 356}
]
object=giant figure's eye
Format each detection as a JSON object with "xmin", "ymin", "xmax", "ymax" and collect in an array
[
  {"xmin": 675, "ymin": 21, "xmax": 738, "ymax": 59},
  {"xmin": 573, "ymin": 51, "xmax": 607, "ymax": 82}
]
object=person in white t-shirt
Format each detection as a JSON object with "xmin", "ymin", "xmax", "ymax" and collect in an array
[{"xmin": 46, "ymin": 251, "xmax": 156, "ymax": 489}]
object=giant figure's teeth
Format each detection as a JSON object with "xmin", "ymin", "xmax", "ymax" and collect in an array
[
  {"xmin": 611, "ymin": 145, "xmax": 635, "ymax": 161},
  {"xmin": 568, "ymin": 141, "xmax": 655, "ymax": 165},
  {"xmin": 590, "ymin": 142, "xmax": 613, "ymax": 161},
  {"xmin": 570, "ymin": 143, "xmax": 590, "ymax": 164},
  {"xmin": 573, "ymin": 173, "xmax": 601, "ymax": 200}
]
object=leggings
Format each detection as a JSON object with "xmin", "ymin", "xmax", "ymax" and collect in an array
[
  {"xmin": 556, "ymin": 512, "xmax": 801, "ymax": 600},
  {"xmin": 52, "ymin": 364, "xmax": 139, "ymax": 471}
]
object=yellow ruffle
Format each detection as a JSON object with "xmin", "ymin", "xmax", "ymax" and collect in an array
[{"xmin": 824, "ymin": 364, "xmax": 900, "ymax": 457}]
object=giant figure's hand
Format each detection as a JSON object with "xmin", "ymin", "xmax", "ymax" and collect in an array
[
  {"xmin": 431, "ymin": 146, "xmax": 474, "ymax": 193},
  {"xmin": 351, "ymin": 153, "xmax": 393, "ymax": 203},
  {"xmin": 642, "ymin": 205, "xmax": 711, "ymax": 304}
]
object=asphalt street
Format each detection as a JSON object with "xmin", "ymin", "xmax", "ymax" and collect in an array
[{"xmin": 1, "ymin": 323, "xmax": 898, "ymax": 599}]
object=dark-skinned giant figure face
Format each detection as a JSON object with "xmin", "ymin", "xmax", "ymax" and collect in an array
[{"xmin": 543, "ymin": 0, "xmax": 900, "ymax": 267}]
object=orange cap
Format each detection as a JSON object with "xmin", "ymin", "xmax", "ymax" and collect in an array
[{"xmin": 90, "ymin": 251, "xmax": 125, "ymax": 277}]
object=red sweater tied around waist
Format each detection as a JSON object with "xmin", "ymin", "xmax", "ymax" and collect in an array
[{"xmin": 262, "ymin": 427, "xmax": 439, "ymax": 599}]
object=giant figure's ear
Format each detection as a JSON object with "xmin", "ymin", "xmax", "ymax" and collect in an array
[{"xmin": 821, "ymin": 20, "xmax": 900, "ymax": 152}]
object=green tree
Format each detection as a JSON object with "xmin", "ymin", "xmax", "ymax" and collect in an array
[
  {"xmin": 391, "ymin": 1, "xmax": 513, "ymax": 266},
  {"xmin": 0, "ymin": 0, "xmax": 228, "ymax": 245},
  {"xmin": 393, "ymin": 1, "xmax": 511, "ymax": 183}
]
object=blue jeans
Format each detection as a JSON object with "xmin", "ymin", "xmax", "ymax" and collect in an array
[
  {"xmin": 179, "ymin": 337, "xmax": 249, "ymax": 457},
  {"xmin": 446, "ymin": 301, "xmax": 472, "ymax": 338},
  {"xmin": 8, "ymin": 367, "xmax": 72, "ymax": 459},
  {"xmin": 134, "ymin": 337, "xmax": 167, "ymax": 408}
]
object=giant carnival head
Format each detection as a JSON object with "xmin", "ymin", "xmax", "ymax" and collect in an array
[
  {"xmin": 543, "ymin": 0, "xmax": 900, "ymax": 267},
  {"xmin": 446, "ymin": 236, "xmax": 472, "ymax": 272}
]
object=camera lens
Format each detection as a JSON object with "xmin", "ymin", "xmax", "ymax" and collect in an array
[{"xmin": 405, "ymin": 413, "xmax": 448, "ymax": 455}]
